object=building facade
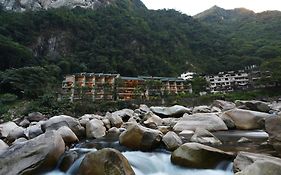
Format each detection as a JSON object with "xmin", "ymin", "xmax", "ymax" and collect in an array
[{"xmin": 62, "ymin": 73, "xmax": 192, "ymax": 101}]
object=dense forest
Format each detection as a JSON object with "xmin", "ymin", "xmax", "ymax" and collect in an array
[
  {"xmin": 2, "ymin": 0, "xmax": 281, "ymax": 77},
  {"xmin": 0, "ymin": 0, "xmax": 281, "ymax": 118}
]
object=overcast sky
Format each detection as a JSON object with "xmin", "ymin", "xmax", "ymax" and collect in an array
[{"xmin": 141, "ymin": 0, "xmax": 281, "ymax": 16}]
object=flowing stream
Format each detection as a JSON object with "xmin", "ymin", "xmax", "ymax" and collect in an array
[{"xmin": 46, "ymin": 148, "xmax": 233, "ymax": 175}]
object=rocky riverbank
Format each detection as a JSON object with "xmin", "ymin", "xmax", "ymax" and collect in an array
[{"xmin": 1, "ymin": 99, "xmax": 281, "ymax": 175}]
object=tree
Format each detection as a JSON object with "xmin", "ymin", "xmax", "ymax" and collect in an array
[
  {"xmin": 261, "ymin": 58, "xmax": 281, "ymax": 87},
  {"xmin": 191, "ymin": 76, "xmax": 209, "ymax": 94}
]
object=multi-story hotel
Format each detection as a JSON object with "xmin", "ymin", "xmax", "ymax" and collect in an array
[{"xmin": 62, "ymin": 73, "xmax": 192, "ymax": 101}]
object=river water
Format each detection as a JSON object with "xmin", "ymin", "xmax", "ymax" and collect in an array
[{"xmin": 45, "ymin": 148, "xmax": 233, "ymax": 175}]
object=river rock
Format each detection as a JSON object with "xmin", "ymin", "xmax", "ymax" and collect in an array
[
  {"xmin": 162, "ymin": 131, "xmax": 182, "ymax": 151},
  {"xmin": 235, "ymin": 100, "xmax": 271, "ymax": 113},
  {"xmin": 59, "ymin": 150, "xmax": 79, "ymax": 172},
  {"xmin": 106, "ymin": 112, "xmax": 123, "ymax": 128},
  {"xmin": 24, "ymin": 123, "xmax": 44, "ymax": 139},
  {"xmin": 173, "ymin": 113, "xmax": 228, "ymax": 132},
  {"xmin": 77, "ymin": 148, "xmax": 135, "ymax": 175},
  {"xmin": 212, "ymin": 100, "xmax": 236, "ymax": 111},
  {"xmin": 190, "ymin": 128, "xmax": 222, "ymax": 145},
  {"xmin": 192, "ymin": 106, "xmax": 211, "ymax": 113},
  {"xmin": 119, "ymin": 124, "xmax": 163, "ymax": 150},
  {"xmin": 102, "ymin": 118, "xmax": 111, "ymax": 130},
  {"xmin": 6, "ymin": 126, "xmax": 25, "ymax": 143},
  {"xmin": 143, "ymin": 112, "xmax": 163, "ymax": 127},
  {"xmin": 57, "ymin": 126, "xmax": 79, "ymax": 144},
  {"xmin": 139, "ymin": 104, "xmax": 151, "ymax": 113},
  {"xmin": 265, "ymin": 116, "xmax": 281, "ymax": 154},
  {"xmin": 220, "ymin": 114, "xmax": 236, "ymax": 129},
  {"xmin": 163, "ymin": 118, "xmax": 180, "ymax": 127},
  {"xmin": 234, "ymin": 152, "xmax": 281, "ymax": 175},
  {"xmin": 0, "ymin": 139, "xmax": 8, "ymax": 149},
  {"xmin": 0, "ymin": 131, "xmax": 65, "ymax": 175},
  {"xmin": 150, "ymin": 105, "xmax": 191, "ymax": 118},
  {"xmin": 79, "ymin": 114, "xmax": 102, "ymax": 127},
  {"xmin": 223, "ymin": 109, "xmax": 273, "ymax": 130},
  {"xmin": 42, "ymin": 115, "xmax": 84, "ymax": 137},
  {"xmin": 112, "ymin": 109, "xmax": 134, "ymax": 122},
  {"xmin": 237, "ymin": 137, "xmax": 252, "ymax": 143},
  {"xmin": 86, "ymin": 119, "xmax": 106, "ymax": 139},
  {"xmin": 19, "ymin": 119, "xmax": 30, "ymax": 128},
  {"xmin": 108, "ymin": 127, "xmax": 120, "ymax": 134},
  {"xmin": 27, "ymin": 112, "xmax": 45, "ymax": 122},
  {"xmin": 171, "ymin": 143, "xmax": 234, "ymax": 169},
  {"xmin": 0, "ymin": 121, "xmax": 19, "ymax": 138},
  {"xmin": 12, "ymin": 137, "xmax": 28, "ymax": 145}
]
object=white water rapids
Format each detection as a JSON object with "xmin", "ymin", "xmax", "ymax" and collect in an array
[{"xmin": 46, "ymin": 149, "xmax": 233, "ymax": 175}]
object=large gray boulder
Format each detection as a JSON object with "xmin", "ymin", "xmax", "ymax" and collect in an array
[
  {"xmin": 265, "ymin": 116, "xmax": 281, "ymax": 155},
  {"xmin": 235, "ymin": 100, "xmax": 271, "ymax": 113},
  {"xmin": 6, "ymin": 126, "xmax": 25, "ymax": 143},
  {"xmin": 77, "ymin": 148, "xmax": 135, "ymax": 175},
  {"xmin": 171, "ymin": 143, "xmax": 234, "ymax": 169},
  {"xmin": 212, "ymin": 100, "xmax": 236, "ymax": 111},
  {"xmin": 24, "ymin": 122, "xmax": 44, "ymax": 139},
  {"xmin": 119, "ymin": 124, "xmax": 163, "ymax": 150},
  {"xmin": 112, "ymin": 109, "xmax": 134, "ymax": 122},
  {"xmin": 173, "ymin": 113, "xmax": 228, "ymax": 132},
  {"xmin": 0, "ymin": 121, "xmax": 19, "ymax": 138},
  {"xmin": 0, "ymin": 131, "xmax": 65, "ymax": 175},
  {"xmin": 190, "ymin": 128, "xmax": 222, "ymax": 145},
  {"xmin": 106, "ymin": 112, "xmax": 123, "ymax": 128},
  {"xmin": 86, "ymin": 119, "xmax": 106, "ymax": 139},
  {"xmin": 143, "ymin": 112, "xmax": 163, "ymax": 127},
  {"xmin": 162, "ymin": 131, "xmax": 182, "ymax": 151},
  {"xmin": 41, "ymin": 115, "xmax": 84, "ymax": 137},
  {"xmin": 223, "ymin": 109, "xmax": 273, "ymax": 130},
  {"xmin": 234, "ymin": 152, "xmax": 281, "ymax": 175},
  {"xmin": 192, "ymin": 105, "xmax": 211, "ymax": 113},
  {"xmin": 26, "ymin": 112, "xmax": 45, "ymax": 122},
  {"xmin": 57, "ymin": 126, "xmax": 79, "ymax": 144},
  {"xmin": 150, "ymin": 105, "xmax": 191, "ymax": 118}
]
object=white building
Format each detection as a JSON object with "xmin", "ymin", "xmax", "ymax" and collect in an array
[
  {"xmin": 180, "ymin": 72, "xmax": 196, "ymax": 80},
  {"xmin": 205, "ymin": 70, "xmax": 249, "ymax": 93}
]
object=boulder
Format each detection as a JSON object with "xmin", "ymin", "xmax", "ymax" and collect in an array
[
  {"xmin": 112, "ymin": 109, "xmax": 134, "ymax": 122},
  {"xmin": 234, "ymin": 152, "xmax": 281, "ymax": 175},
  {"xmin": 12, "ymin": 138, "xmax": 28, "ymax": 145},
  {"xmin": 24, "ymin": 123, "xmax": 44, "ymax": 139},
  {"xmin": 42, "ymin": 115, "xmax": 84, "ymax": 137},
  {"xmin": 26, "ymin": 112, "xmax": 45, "ymax": 122},
  {"xmin": 106, "ymin": 112, "xmax": 123, "ymax": 128},
  {"xmin": 57, "ymin": 126, "xmax": 79, "ymax": 144},
  {"xmin": 235, "ymin": 100, "xmax": 271, "ymax": 113},
  {"xmin": 220, "ymin": 114, "xmax": 236, "ymax": 129},
  {"xmin": 19, "ymin": 119, "xmax": 30, "ymax": 128},
  {"xmin": 119, "ymin": 124, "xmax": 163, "ymax": 150},
  {"xmin": 212, "ymin": 100, "xmax": 236, "ymax": 111},
  {"xmin": 59, "ymin": 150, "xmax": 79, "ymax": 172},
  {"xmin": 171, "ymin": 143, "xmax": 234, "ymax": 169},
  {"xmin": 79, "ymin": 114, "xmax": 102, "ymax": 127},
  {"xmin": 77, "ymin": 148, "xmax": 135, "ymax": 175},
  {"xmin": 6, "ymin": 126, "xmax": 25, "ymax": 143},
  {"xmin": 162, "ymin": 118, "xmax": 180, "ymax": 127},
  {"xmin": 150, "ymin": 105, "xmax": 191, "ymax": 118},
  {"xmin": 102, "ymin": 118, "xmax": 111, "ymax": 130},
  {"xmin": 192, "ymin": 106, "xmax": 211, "ymax": 113},
  {"xmin": 0, "ymin": 139, "xmax": 8, "ymax": 150},
  {"xmin": 108, "ymin": 127, "xmax": 120, "ymax": 134},
  {"xmin": 223, "ymin": 109, "xmax": 273, "ymax": 130},
  {"xmin": 190, "ymin": 128, "xmax": 222, "ymax": 145},
  {"xmin": 265, "ymin": 116, "xmax": 281, "ymax": 154},
  {"xmin": 162, "ymin": 131, "xmax": 182, "ymax": 151},
  {"xmin": 139, "ymin": 104, "xmax": 151, "ymax": 113},
  {"xmin": 0, "ymin": 121, "xmax": 19, "ymax": 138},
  {"xmin": 173, "ymin": 113, "xmax": 228, "ymax": 132},
  {"xmin": 0, "ymin": 131, "xmax": 65, "ymax": 175},
  {"xmin": 143, "ymin": 112, "xmax": 163, "ymax": 126},
  {"xmin": 86, "ymin": 119, "xmax": 106, "ymax": 139}
]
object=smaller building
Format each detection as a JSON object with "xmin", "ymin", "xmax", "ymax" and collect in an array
[
  {"xmin": 205, "ymin": 70, "xmax": 249, "ymax": 93},
  {"xmin": 180, "ymin": 72, "xmax": 196, "ymax": 80}
]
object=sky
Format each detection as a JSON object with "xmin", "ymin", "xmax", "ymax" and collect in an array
[{"xmin": 140, "ymin": 0, "xmax": 281, "ymax": 16}]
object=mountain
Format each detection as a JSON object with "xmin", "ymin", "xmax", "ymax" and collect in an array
[
  {"xmin": 0, "ymin": 0, "xmax": 115, "ymax": 12},
  {"xmin": 0, "ymin": 2, "xmax": 280, "ymax": 78}
]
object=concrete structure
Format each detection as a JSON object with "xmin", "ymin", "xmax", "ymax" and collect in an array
[
  {"xmin": 62, "ymin": 73, "xmax": 192, "ymax": 101},
  {"xmin": 180, "ymin": 72, "xmax": 196, "ymax": 80},
  {"xmin": 205, "ymin": 70, "xmax": 249, "ymax": 93}
]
